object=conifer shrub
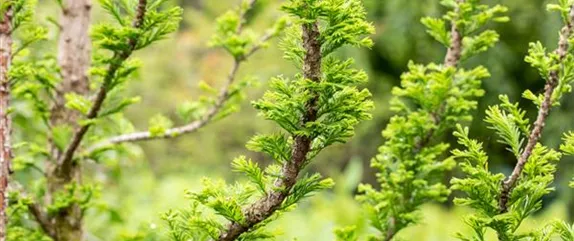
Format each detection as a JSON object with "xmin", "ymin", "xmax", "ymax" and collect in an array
[{"xmin": 2, "ymin": 0, "xmax": 282, "ymax": 240}]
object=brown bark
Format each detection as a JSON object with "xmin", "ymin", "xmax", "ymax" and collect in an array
[
  {"xmin": 0, "ymin": 6, "xmax": 13, "ymax": 241},
  {"xmin": 443, "ymin": 0, "xmax": 463, "ymax": 68},
  {"xmin": 217, "ymin": 21, "xmax": 322, "ymax": 241},
  {"xmin": 57, "ymin": 0, "xmax": 147, "ymax": 178},
  {"xmin": 498, "ymin": 4, "xmax": 574, "ymax": 214},
  {"xmin": 45, "ymin": 1, "xmax": 148, "ymax": 240},
  {"xmin": 45, "ymin": 0, "xmax": 93, "ymax": 240},
  {"xmin": 51, "ymin": 0, "xmax": 92, "ymax": 129}
]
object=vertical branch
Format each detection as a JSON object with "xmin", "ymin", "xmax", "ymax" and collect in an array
[
  {"xmin": 217, "ymin": 21, "xmax": 322, "ymax": 241},
  {"xmin": 414, "ymin": 0, "xmax": 464, "ymax": 152},
  {"xmin": 56, "ymin": 0, "xmax": 147, "ymax": 180},
  {"xmin": 444, "ymin": 0, "xmax": 463, "ymax": 68},
  {"xmin": 91, "ymin": 0, "xmax": 268, "ymax": 146},
  {"xmin": 44, "ymin": 1, "xmax": 149, "ymax": 239},
  {"xmin": 386, "ymin": 2, "xmax": 464, "ymax": 240},
  {"xmin": 46, "ymin": 0, "xmax": 93, "ymax": 240},
  {"xmin": 49, "ymin": 0, "xmax": 92, "ymax": 174},
  {"xmin": 0, "ymin": 6, "xmax": 12, "ymax": 241},
  {"xmin": 498, "ymin": 4, "xmax": 574, "ymax": 213},
  {"xmin": 51, "ymin": 0, "xmax": 92, "ymax": 130}
]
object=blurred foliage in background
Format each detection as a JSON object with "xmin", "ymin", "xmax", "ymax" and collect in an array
[{"xmin": 28, "ymin": 0, "xmax": 574, "ymax": 240}]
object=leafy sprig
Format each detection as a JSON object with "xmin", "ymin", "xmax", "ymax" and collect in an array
[
  {"xmin": 163, "ymin": 0, "xmax": 374, "ymax": 240},
  {"xmin": 451, "ymin": 1, "xmax": 574, "ymax": 240},
  {"xmin": 351, "ymin": 0, "xmax": 506, "ymax": 240}
]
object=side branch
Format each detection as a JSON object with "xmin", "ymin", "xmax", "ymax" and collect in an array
[
  {"xmin": 98, "ymin": 0, "xmax": 273, "ymax": 146},
  {"xmin": 106, "ymin": 61, "xmax": 240, "ymax": 144},
  {"xmin": 498, "ymin": 4, "xmax": 574, "ymax": 213},
  {"xmin": 217, "ymin": 21, "xmax": 322, "ymax": 241},
  {"xmin": 56, "ymin": 0, "xmax": 148, "ymax": 179},
  {"xmin": 0, "ymin": 6, "xmax": 13, "ymax": 240}
]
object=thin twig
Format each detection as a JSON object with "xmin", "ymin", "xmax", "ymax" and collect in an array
[
  {"xmin": 93, "ymin": 1, "xmax": 278, "ymax": 147},
  {"xmin": 498, "ymin": 4, "xmax": 574, "ymax": 214},
  {"xmin": 104, "ymin": 61, "xmax": 240, "ymax": 144},
  {"xmin": 384, "ymin": 217, "xmax": 397, "ymax": 241}
]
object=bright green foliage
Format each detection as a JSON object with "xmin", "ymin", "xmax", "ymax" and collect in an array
[
  {"xmin": 547, "ymin": 221, "xmax": 574, "ymax": 241},
  {"xmin": 421, "ymin": 1, "xmax": 508, "ymax": 58},
  {"xmin": 162, "ymin": 0, "xmax": 374, "ymax": 240},
  {"xmin": 561, "ymin": 132, "xmax": 574, "ymax": 188},
  {"xmin": 5, "ymin": 1, "xmax": 49, "ymax": 240},
  {"xmin": 8, "ymin": 0, "xmax": 182, "ymax": 240},
  {"xmin": 352, "ymin": 1, "xmax": 504, "ymax": 240},
  {"xmin": 523, "ymin": 41, "xmax": 574, "ymax": 106},
  {"xmin": 148, "ymin": 1, "xmax": 288, "ymax": 135},
  {"xmin": 7, "ymin": 192, "xmax": 51, "ymax": 241},
  {"xmin": 148, "ymin": 114, "xmax": 174, "ymax": 137},
  {"xmin": 451, "ymin": 1, "xmax": 574, "ymax": 240},
  {"xmin": 452, "ymin": 125, "xmax": 561, "ymax": 240}
]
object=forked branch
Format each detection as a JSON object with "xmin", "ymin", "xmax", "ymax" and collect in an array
[
  {"xmin": 56, "ymin": 0, "xmax": 148, "ymax": 180},
  {"xmin": 97, "ymin": 0, "xmax": 276, "ymax": 146}
]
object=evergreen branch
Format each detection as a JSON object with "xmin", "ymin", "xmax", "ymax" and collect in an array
[
  {"xmin": 9, "ymin": 182, "xmax": 54, "ymax": 238},
  {"xmin": 383, "ymin": 4, "xmax": 464, "ymax": 240},
  {"xmin": 244, "ymin": 30, "xmax": 276, "ymax": 59},
  {"xmin": 498, "ymin": 3, "xmax": 574, "ymax": 213},
  {"xmin": 414, "ymin": 0, "xmax": 464, "ymax": 153},
  {"xmin": 0, "ymin": 4, "xmax": 13, "ymax": 240},
  {"xmin": 217, "ymin": 21, "xmax": 322, "ymax": 241},
  {"xmin": 361, "ymin": 1, "xmax": 508, "ymax": 240},
  {"xmin": 94, "ymin": 8, "xmax": 278, "ymax": 146},
  {"xmin": 44, "ymin": 1, "xmax": 93, "ymax": 239},
  {"xmin": 55, "ymin": 0, "xmax": 148, "ymax": 180},
  {"xmin": 103, "ymin": 61, "xmax": 241, "ymax": 144}
]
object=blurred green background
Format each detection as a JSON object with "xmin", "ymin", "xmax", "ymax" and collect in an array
[{"xmin": 33, "ymin": 0, "xmax": 574, "ymax": 240}]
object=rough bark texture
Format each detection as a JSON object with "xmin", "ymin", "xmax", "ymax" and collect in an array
[
  {"xmin": 0, "ymin": 7, "xmax": 12, "ymax": 241},
  {"xmin": 443, "ymin": 0, "xmax": 463, "ymax": 68},
  {"xmin": 55, "ymin": 0, "xmax": 147, "ymax": 183},
  {"xmin": 46, "ymin": 0, "xmax": 93, "ymax": 240},
  {"xmin": 217, "ymin": 22, "xmax": 322, "ymax": 241},
  {"xmin": 51, "ymin": 0, "xmax": 92, "ymax": 129},
  {"xmin": 498, "ymin": 4, "xmax": 574, "ymax": 214}
]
